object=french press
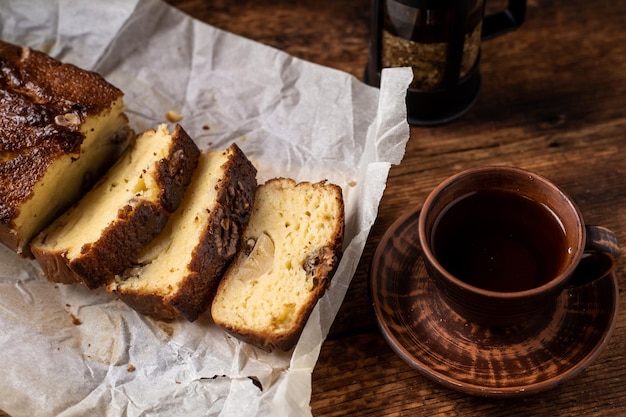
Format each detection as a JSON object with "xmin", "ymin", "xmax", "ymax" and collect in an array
[{"xmin": 366, "ymin": 0, "xmax": 526, "ymax": 126}]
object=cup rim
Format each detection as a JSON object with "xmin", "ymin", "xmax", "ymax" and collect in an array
[{"xmin": 418, "ymin": 165, "xmax": 586, "ymax": 299}]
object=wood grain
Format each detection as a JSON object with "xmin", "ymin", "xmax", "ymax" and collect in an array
[{"xmin": 3, "ymin": 0, "xmax": 624, "ymax": 416}]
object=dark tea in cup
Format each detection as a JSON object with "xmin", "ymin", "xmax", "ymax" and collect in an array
[
  {"xmin": 418, "ymin": 166, "xmax": 620, "ymax": 327},
  {"xmin": 431, "ymin": 189, "xmax": 568, "ymax": 293}
]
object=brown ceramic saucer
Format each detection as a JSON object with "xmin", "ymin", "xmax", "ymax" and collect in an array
[{"xmin": 370, "ymin": 204, "xmax": 619, "ymax": 397}]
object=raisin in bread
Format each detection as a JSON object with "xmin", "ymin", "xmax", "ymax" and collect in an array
[
  {"xmin": 108, "ymin": 144, "xmax": 257, "ymax": 322},
  {"xmin": 30, "ymin": 124, "xmax": 199, "ymax": 289},
  {"xmin": 0, "ymin": 41, "xmax": 133, "ymax": 257},
  {"xmin": 211, "ymin": 178, "xmax": 344, "ymax": 351}
]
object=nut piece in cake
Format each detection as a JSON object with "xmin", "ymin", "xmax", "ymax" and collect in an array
[
  {"xmin": 211, "ymin": 178, "xmax": 345, "ymax": 352},
  {"xmin": 0, "ymin": 41, "xmax": 133, "ymax": 257},
  {"xmin": 30, "ymin": 124, "xmax": 200, "ymax": 289},
  {"xmin": 108, "ymin": 144, "xmax": 257, "ymax": 322}
]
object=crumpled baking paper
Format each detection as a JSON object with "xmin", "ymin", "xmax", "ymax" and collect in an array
[{"xmin": 0, "ymin": 0, "xmax": 412, "ymax": 416}]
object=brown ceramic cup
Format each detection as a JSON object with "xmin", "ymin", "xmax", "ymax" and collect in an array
[{"xmin": 418, "ymin": 166, "xmax": 620, "ymax": 328}]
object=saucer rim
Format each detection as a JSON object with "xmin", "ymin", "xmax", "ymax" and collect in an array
[{"xmin": 370, "ymin": 203, "xmax": 620, "ymax": 397}]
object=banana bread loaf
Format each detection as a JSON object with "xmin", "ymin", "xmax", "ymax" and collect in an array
[
  {"xmin": 108, "ymin": 144, "xmax": 257, "ymax": 322},
  {"xmin": 211, "ymin": 178, "xmax": 344, "ymax": 351},
  {"xmin": 30, "ymin": 124, "xmax": 200, "ymax": 289},
  {"xmin": 0, "ymin": 41, "xmax": 133, "ymax": 257}
]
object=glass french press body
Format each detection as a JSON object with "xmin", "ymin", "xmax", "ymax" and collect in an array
[{"xmin": 366, "ymin": 0, "xmax": 526, "ymax": 126}]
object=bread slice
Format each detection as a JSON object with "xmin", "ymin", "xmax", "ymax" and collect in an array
[
  {"xmin": 108, "ymin": 144, "xmax": 257, "ymax": 322},
  {"xmin": 0, "ymin": 41, "xmax": 133, "ymax": 257},
  {"xmin": 30, "ymin": 124, "xmax": 200, "ymax": 289},
  {"xmin": 211, "ymin": 178, "xmax": 344, "ymax": 351}
]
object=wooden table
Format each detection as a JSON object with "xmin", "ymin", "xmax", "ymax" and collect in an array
[
  {"xmin": 166, "ymin": 0, "xmax": 626, "ymax": 416},
  {"xmin": 3, "ymin": 1, "xmax": 623, "ymax": 416}
]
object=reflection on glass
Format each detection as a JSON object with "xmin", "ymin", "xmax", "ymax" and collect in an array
[{"xmin": 381, "ymin": 0, "xmax": 485, "ymax": 90}]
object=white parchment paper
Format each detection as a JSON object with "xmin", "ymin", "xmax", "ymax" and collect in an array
[{"xmin": 0, "ymin": 0, "xmax": 412, "ymax": 416}]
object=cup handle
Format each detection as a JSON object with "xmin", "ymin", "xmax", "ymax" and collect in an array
[
  {"xmin": 482, "ymin": 0, "xmax": 527, "ymax": 41},
  {"xmin": 568, "ymin": 225, "xmax": 621, "ymax": 287}
]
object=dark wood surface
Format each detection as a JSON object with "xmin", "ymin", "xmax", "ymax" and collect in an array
[
  {"xmin": 165, "ymin": 0, "xmax": 626, "ymax": 416},
  {"xmin": 3, "ymin": 0, "xmax": 624, "ymax": 416}
]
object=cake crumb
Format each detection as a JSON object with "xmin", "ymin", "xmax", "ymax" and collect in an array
[
  {"xmin": 348, "ymin": 180, "xmax": 357, "ymax": 187},
  {"xmin": 165, "ymin": 110, "xmax": 182, "ymax": 123},
  {"xmin": 127, "ymin": 364, "xmax": 136, "ymax": 372},
  {"xmin": 70, "ymin": 313, "xmax": 81, "ymax": 325}
]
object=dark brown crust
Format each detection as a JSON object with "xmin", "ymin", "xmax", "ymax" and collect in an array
[
  {"xmin": 31, "ymin": 201, "xmax": 169, "ymax": 288},
  {"xmin": 31, "ymin": 124, "xmax": 200, "ymax": 289},
  {"xmin": 214, "ymin": 179, "xmax": 345, "ymax": 352},
  {"xmin": 114, "ymin": 144, "xmax": 257, "ymax": 321},
  {"xmin": 156, "ymin": 124, "xmax": 201, "ymax": 212},
  {"xmin": 113, "ymin": 143, "xmax": 258, "ymax": 322},
  {"xmin": 68, "ymin": 201, "xmax": 170, "ymax": 289},
  {"xmin": 169, "ymin": 143, "xmax": 257, "ymax": 321},
  {"xmin": 112, "ymin": 290, "xmax": 179, "ymax": 321},
  {"xmin": 30, "ymin": 247, "xmax": 78, "ymax": 285},
  {"xmin": 0, "ymin": 40, "xmax": 127, "ymax": 255}
]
